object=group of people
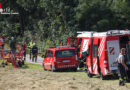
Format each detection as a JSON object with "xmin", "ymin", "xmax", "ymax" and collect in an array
[
  {"xmin": 9, "ymin": 37, "xmax": 38, "ymax": 62},
  {"xmin": 29, "ymin": 40, "xmax": 38, "ymax": 62}
]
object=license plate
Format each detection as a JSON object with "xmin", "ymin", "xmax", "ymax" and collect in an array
[{"xmin": 62, "ymin": 60, "xmax": 70, "ymax": 63}]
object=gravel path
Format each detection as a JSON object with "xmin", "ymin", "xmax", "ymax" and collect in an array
[{"xmin": 25, "ymin": 54, "xmax": 43, "ymax": 65}]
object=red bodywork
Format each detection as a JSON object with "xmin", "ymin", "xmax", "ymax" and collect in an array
[
  {"xmin": 0, "ymin": 45, "xmax": 24, "ymax": 68},
  {"xmin": 43, "ymin": 47, "xmax": 78, "ymax": 71},
  {"xmin": 68, "ymin": 31, "xmax": 130, "ymax": 77}
]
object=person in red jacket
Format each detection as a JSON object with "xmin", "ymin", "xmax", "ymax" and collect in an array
[{"xmin": 0, "ymin": 36, "xmax": 4, "ymax": 49}]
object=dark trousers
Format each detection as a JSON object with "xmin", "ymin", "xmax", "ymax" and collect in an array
[
  {"xmin": 23, "ymin": 49, "xmax": 26, "ymax": 61},
  {"xmin": 32, "ymin": 54, "xmax": 37, "ymax": 62},
  {"xmin": 30, "ymin": 49, "xmax": 32, "ymax": 60},
  {"xmin": 118, "ymin": 63, "xmax": 127, "ymax": 82}
]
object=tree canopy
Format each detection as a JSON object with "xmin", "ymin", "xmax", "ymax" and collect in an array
[{"xmin": 0, "ymin": 0, "xmax": 130, "ymax": 48}]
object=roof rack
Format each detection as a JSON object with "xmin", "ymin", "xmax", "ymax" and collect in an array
[
  {"xmin": 107, "ymin": 30, "xmax": 130, "ymax": 35},
  {"xmin": 77, "ymin": 30, "xmax": 130, "ymax": 37},
  {"xmin": 77, "ymin": 31, "xmax": 96, "ymax": 34},
  {"xmin": 77, "ymin": 31, "xmax": 96, "ymax": 37}
]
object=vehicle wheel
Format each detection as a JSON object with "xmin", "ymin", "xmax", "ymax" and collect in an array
[
  {"xmin": 73, "ymin": 68, "xmax": 77, "ymax": 72},
  {"xmin": 1, "ymin": 62, "xmax": 5, "ymax": 67},
  {"xmin": 18, "ymin": 61, "xmax": 22, "ymax": 67},
  {"xmin": 22, "ymin": 60, "xmax": 24, "ymax": 65},
  {"xmin": 100, "ymin": 72, "xmax": 105, "ymax": 80},
  {"xmin": 43, "ymin": 64, "xmax": 47, "ymax": 71},
  {"xmin": 87, "ymin": 70, "xmax": 93, "ymax": 78},
  {"xmin": 5, "ymin": 61, "xmax": 8, "ymax": 65},
  {"xmin": 112, "ymin": 74, "xmax": 118, "ymax": 79}
]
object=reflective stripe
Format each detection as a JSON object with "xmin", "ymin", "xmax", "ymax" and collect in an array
[
  {"xmin": 89, "ymin": 67, "xmax": 91, "ymax": 72},
  {"xmin": 98, "ymin": 37, "xmax": 105, "ymax": 57},
  {"xmin": 119, "ymin": 78, "xmax": 123, "ymax": 81},
  {"xmin": 124, "ymin": 77, "xmax": 127, "ymax": 80},
  {"xmin": 29, "ymin": 42, "xmax": 33, "ymax": 48},
  {"xmin": 104, "ymin": 68, "xmax": 108, "ymax": 75},
  {"xmin": 93, "ymin": 59, "xmax": 97, "ymax": 70}
]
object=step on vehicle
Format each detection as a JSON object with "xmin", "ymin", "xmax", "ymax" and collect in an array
[
  {"xmin": 68, "ymin": 30, "xmax": 130, "ymax": 80},
  {"xmin": 43, "ymin": 46, "xmax": 78, "ymax": 72}
]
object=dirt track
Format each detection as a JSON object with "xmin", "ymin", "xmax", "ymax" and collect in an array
[{"xmin": 0, "ymin": 67, "xmax": 130, "ymax": 90}]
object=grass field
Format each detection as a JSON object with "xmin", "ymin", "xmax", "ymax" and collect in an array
[
  {"xmin": 0, "ymin": 60, "xmax": 43, "ymax": 70},
  {"xmin": 0, "ymin": 60, "xmax": 130, "ymax": 90}
]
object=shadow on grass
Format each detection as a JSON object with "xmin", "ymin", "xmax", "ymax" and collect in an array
[
  {"xmin": 20, "ymin": 62, "xmax": 42, "ymax": 70},
  {"xmin": 91, "ymin": 75, "xmax": 119, "ymax": 81},
  {"xmin": 21, "ymin": 64, "xmax": 29, "ymax": 69}
]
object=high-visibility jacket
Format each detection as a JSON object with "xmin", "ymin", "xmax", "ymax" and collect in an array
[{"xmin": 29, "ymin": 42, "xmax": 33, "ymax": 48}]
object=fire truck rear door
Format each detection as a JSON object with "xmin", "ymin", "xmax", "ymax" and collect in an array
[
  {"xmin": 107, "ymin": 38, "xmax": 120, "ymax": 71},
  {"xmin": 91, "ymin": 38, "xmax": 99, "ymax": 74}
]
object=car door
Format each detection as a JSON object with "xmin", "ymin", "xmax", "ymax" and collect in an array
[
  {"xmin": 91, "ymin": 38, "xmax": 99, "ymax": 74},
  {"xmin": 44, "ymin": 50, "xmax": 53, "ymax": 70}
]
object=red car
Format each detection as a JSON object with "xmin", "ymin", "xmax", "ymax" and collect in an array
[{"xmin": 43, "ymin": 46, "xmax": 78, "ymax": 71}]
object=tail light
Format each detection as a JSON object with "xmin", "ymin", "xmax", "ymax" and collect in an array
[{"xmin": 54, "ymin": 57, "xmax": 56, "ymax": 62}]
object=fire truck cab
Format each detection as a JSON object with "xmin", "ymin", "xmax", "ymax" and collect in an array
[
  {"xmin": 68, "ymin": 30, "xmax": 130, "ymax": 80},
  {"xmin": 43, "ymin": 46, "xmax": 78, "ymax": 71}
]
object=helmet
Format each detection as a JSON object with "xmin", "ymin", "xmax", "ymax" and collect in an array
[{"xmin": 11, "ymin": 37, "xmax": 14, "ymax": 40}]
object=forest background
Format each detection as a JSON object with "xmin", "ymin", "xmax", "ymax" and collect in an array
[{"xmin": 0, "ymin": 0, "xmax": 130, "ymax": 52}]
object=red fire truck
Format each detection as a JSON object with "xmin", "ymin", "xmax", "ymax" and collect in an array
[
  {"xmin": 43, "ymin": 46, "xmax": 78, "ymax": 71},
  {"xmin": 68, "ymin": 30, "xmax": 130, "ymax": 80}
]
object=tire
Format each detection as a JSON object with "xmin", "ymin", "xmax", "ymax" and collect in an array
[
  {"xmin": 73, "ymin": 67, "xmax": 77, "ymax": 72},
  {"xmin": 18, "ymin": 61, "xmax": 22, "ymax": 67},
  {"xmin": 22, "ymin": 60, "xmax": 24, "ymax": 65},
  {"xmin": 87, "ymin": 70, "xmax": 93, "ymax": 78},
  {"xmin": 5, "ymin": 61, "xmax": 8, "ymax": 65},
  {"xmin": 43, "ymin": 64, "xmax": 47, "ymax": 71}
]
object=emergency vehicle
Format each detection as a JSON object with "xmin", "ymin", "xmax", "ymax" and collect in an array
[
  {"xmin": 68, "ymin": 30, "xmax": 130, "ymax": 80},
  {"xmin": 43, "ymin": 46, "xmax": 78, "ymax": 71}
]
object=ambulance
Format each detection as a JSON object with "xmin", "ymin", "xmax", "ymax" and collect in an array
[
  {"xmin": 43, "ymin": 46, "xmax": 78, "ymax": 71},
  {"xmin": 68, "ymin": 30, "xmax": 130, "ymax": 80}
]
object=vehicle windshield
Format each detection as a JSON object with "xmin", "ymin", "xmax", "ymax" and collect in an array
[{"xmin": 55, "ymin": 49, "xmax": 75, "ymax": 58}]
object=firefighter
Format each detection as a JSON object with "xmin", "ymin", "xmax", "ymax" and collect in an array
[
  {"xmin": 29, "ymin": 40, "xmax": 33, "ymax": 60},
  {"xmin": 32, "ymin": 43, "xmax": 38, "ymax": 62},
  {"xmin": 117, "ymin": 48, "xmax": 128, "ymax": 86},
  {"xmin": 21, "ymin": 42, "xmax": 26, "ymax": 61},
  {"xmin": 10, "ymin": 37, "xmax": 17, "ymax": 54}
]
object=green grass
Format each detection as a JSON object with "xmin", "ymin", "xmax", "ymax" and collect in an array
[
  {"xmin": 0, "ymin": 60, "xmax": 43, "ymax": 70},
  {"xmin": 21, "ymin": 62, "xmax": 43, "ymax": 70}
]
